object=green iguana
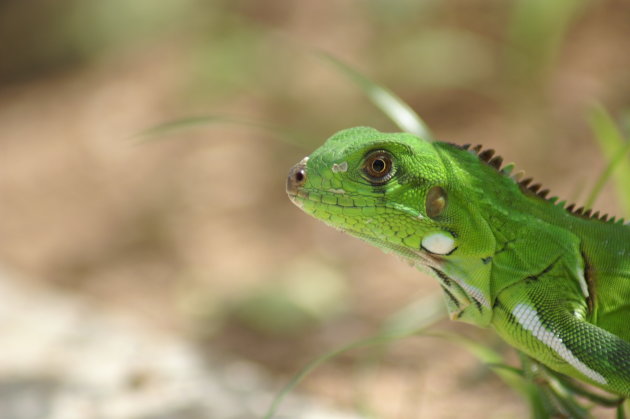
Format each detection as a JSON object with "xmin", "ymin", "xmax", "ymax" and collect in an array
[{"xmin": 286, "ymin": 127, "xmax": 630, "ymax": 397}]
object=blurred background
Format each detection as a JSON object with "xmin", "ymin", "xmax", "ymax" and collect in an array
[{"xmin": 1, "ymin": 1, "xmax": 629, "ymax": 418}]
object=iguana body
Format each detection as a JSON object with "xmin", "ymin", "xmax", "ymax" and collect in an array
[{"xmin": 286, "ymin": 127, "xmax": 630, "ymax": 396}]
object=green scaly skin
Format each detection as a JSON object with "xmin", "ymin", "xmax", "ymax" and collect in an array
[{"xmin": 286, "ymin": 127, "xmax": 630, "ymax": 397}]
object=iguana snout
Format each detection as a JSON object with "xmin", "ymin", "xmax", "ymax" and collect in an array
[{"xmin": 286, "ymin": 156, "xmax": 308, "ymax": 198}]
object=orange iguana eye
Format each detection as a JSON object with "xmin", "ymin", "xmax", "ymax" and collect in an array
[
  {"xmin": 363, "ymin": 150, "xmax": 394, "ymax": 184},
  {"xmin": 426, "ymin": 186, "xmax": 447, "ymax": 218}
]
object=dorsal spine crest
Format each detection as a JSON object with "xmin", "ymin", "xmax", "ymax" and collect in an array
[{"xmin": 452, "ymin": 142, "xmax": 622, "ymax": 225}]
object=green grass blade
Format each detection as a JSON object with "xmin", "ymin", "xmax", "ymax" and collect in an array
[
  {"xmin": 618, "ymin": 401, "xmax": 628, "ymax": 419},
  {"xmin": 546, "ymin": 369, "xmax": 624, "ymax": 407},
  {"xmin": 588, "ymin": 106, "xmax": 630, "ymax": 215},
  {"xmin": 264, "ymin": 294, "xmax": 445, "ymax": 419},
  {"xmin": 545, "ymin": 374, "xmax": 590, "ymax": 419},
  {"xmin": 379, "ymin": 293, "xmax": 446, "ymax": 337},
  {"xmin": 132, "ymin": 115, "xmax": 309, "ymax": 149},
  {"xmin": 518, "ymin": 355, "xmax": 565, "ymax": 419},
  {"xmin": 425, "ymin": 333, "xmax": 586, "ymax": 418},
  {"xmin": 505, "ymin": 0, "xmax": 586, "ymax": 91},
  {"xmin": 426, "ymin": 331, "xmax": 530, "ymax": 397},
  {"xmin": 318, "ymin": 52, "xmax": 435, "ymax": 141},
  {"xmin": 263, "ymin": 329, "xmax": 422, "ymax": 419},
  {"xmin": 584, "ymin": 140, "xmax": 630, "ymax": 211}
]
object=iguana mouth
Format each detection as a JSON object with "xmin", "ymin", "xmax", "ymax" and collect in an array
[
  {"xmin": 286, "ymin": 174, "xmax": 438, "ymax": 267},
  {"xmin": 288, "ymin": 188, "xmax": 423, "ymax": 223}
]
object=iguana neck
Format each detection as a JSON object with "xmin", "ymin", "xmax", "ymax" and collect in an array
[
  {"xmin": 435, "ymin": 141, "xmax": 630, "ymax": 332},
  {"xmin": 431, "ymin": 142, "xmax": 578, "ymax": 326}
]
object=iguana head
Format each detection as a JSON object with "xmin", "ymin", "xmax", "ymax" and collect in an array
[
  {"xmin": 287, "ymin": 126, "xmax": 497, "ymax": 325},
  {"xmin": 287, "ymin": 126, "xmax": 487, "ymax": 264}
]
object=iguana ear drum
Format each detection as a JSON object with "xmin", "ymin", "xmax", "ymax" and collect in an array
[{"xmin": 426, "ymin": 186, "xmax": 447, "ymax": 218}]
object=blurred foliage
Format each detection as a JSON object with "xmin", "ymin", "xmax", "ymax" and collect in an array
[
  {"xmin": 0, "ymin": 0, "xmax": 195, "ymax": 84},
  {"xmin": 505, "ymin": 0, "xmax": 588, "ymax": 93},
  {"xmin": 589, "ymin": 106, "xmax": 630, "ymax": 216},
  {"xmin": 2, "ymin": 0, "xmax": 630, "ymax": 418},
  {"xmin": 230, "ymin": 257, "xmax": 349, "ymax": 335},
  {"xmin": 319, "ymin": 52, "xmax": 434, "ymax": 140}
]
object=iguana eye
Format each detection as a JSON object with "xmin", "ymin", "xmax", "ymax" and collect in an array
[
  {"xmin": 363, "ymin": 150, "xmax": 394, "ymax": 184},
  {"xmin": 426, "ymin": 186, "xmax": 447, "ymax": 218}
]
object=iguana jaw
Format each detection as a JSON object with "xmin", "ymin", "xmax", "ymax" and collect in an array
[
  {"xmin": 287, "ymin": 157, "xmax": 444, "ymax": 269},
  {"xmin": 287, "ymin": 175, "xmax": 488, "ymax": 324}
]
